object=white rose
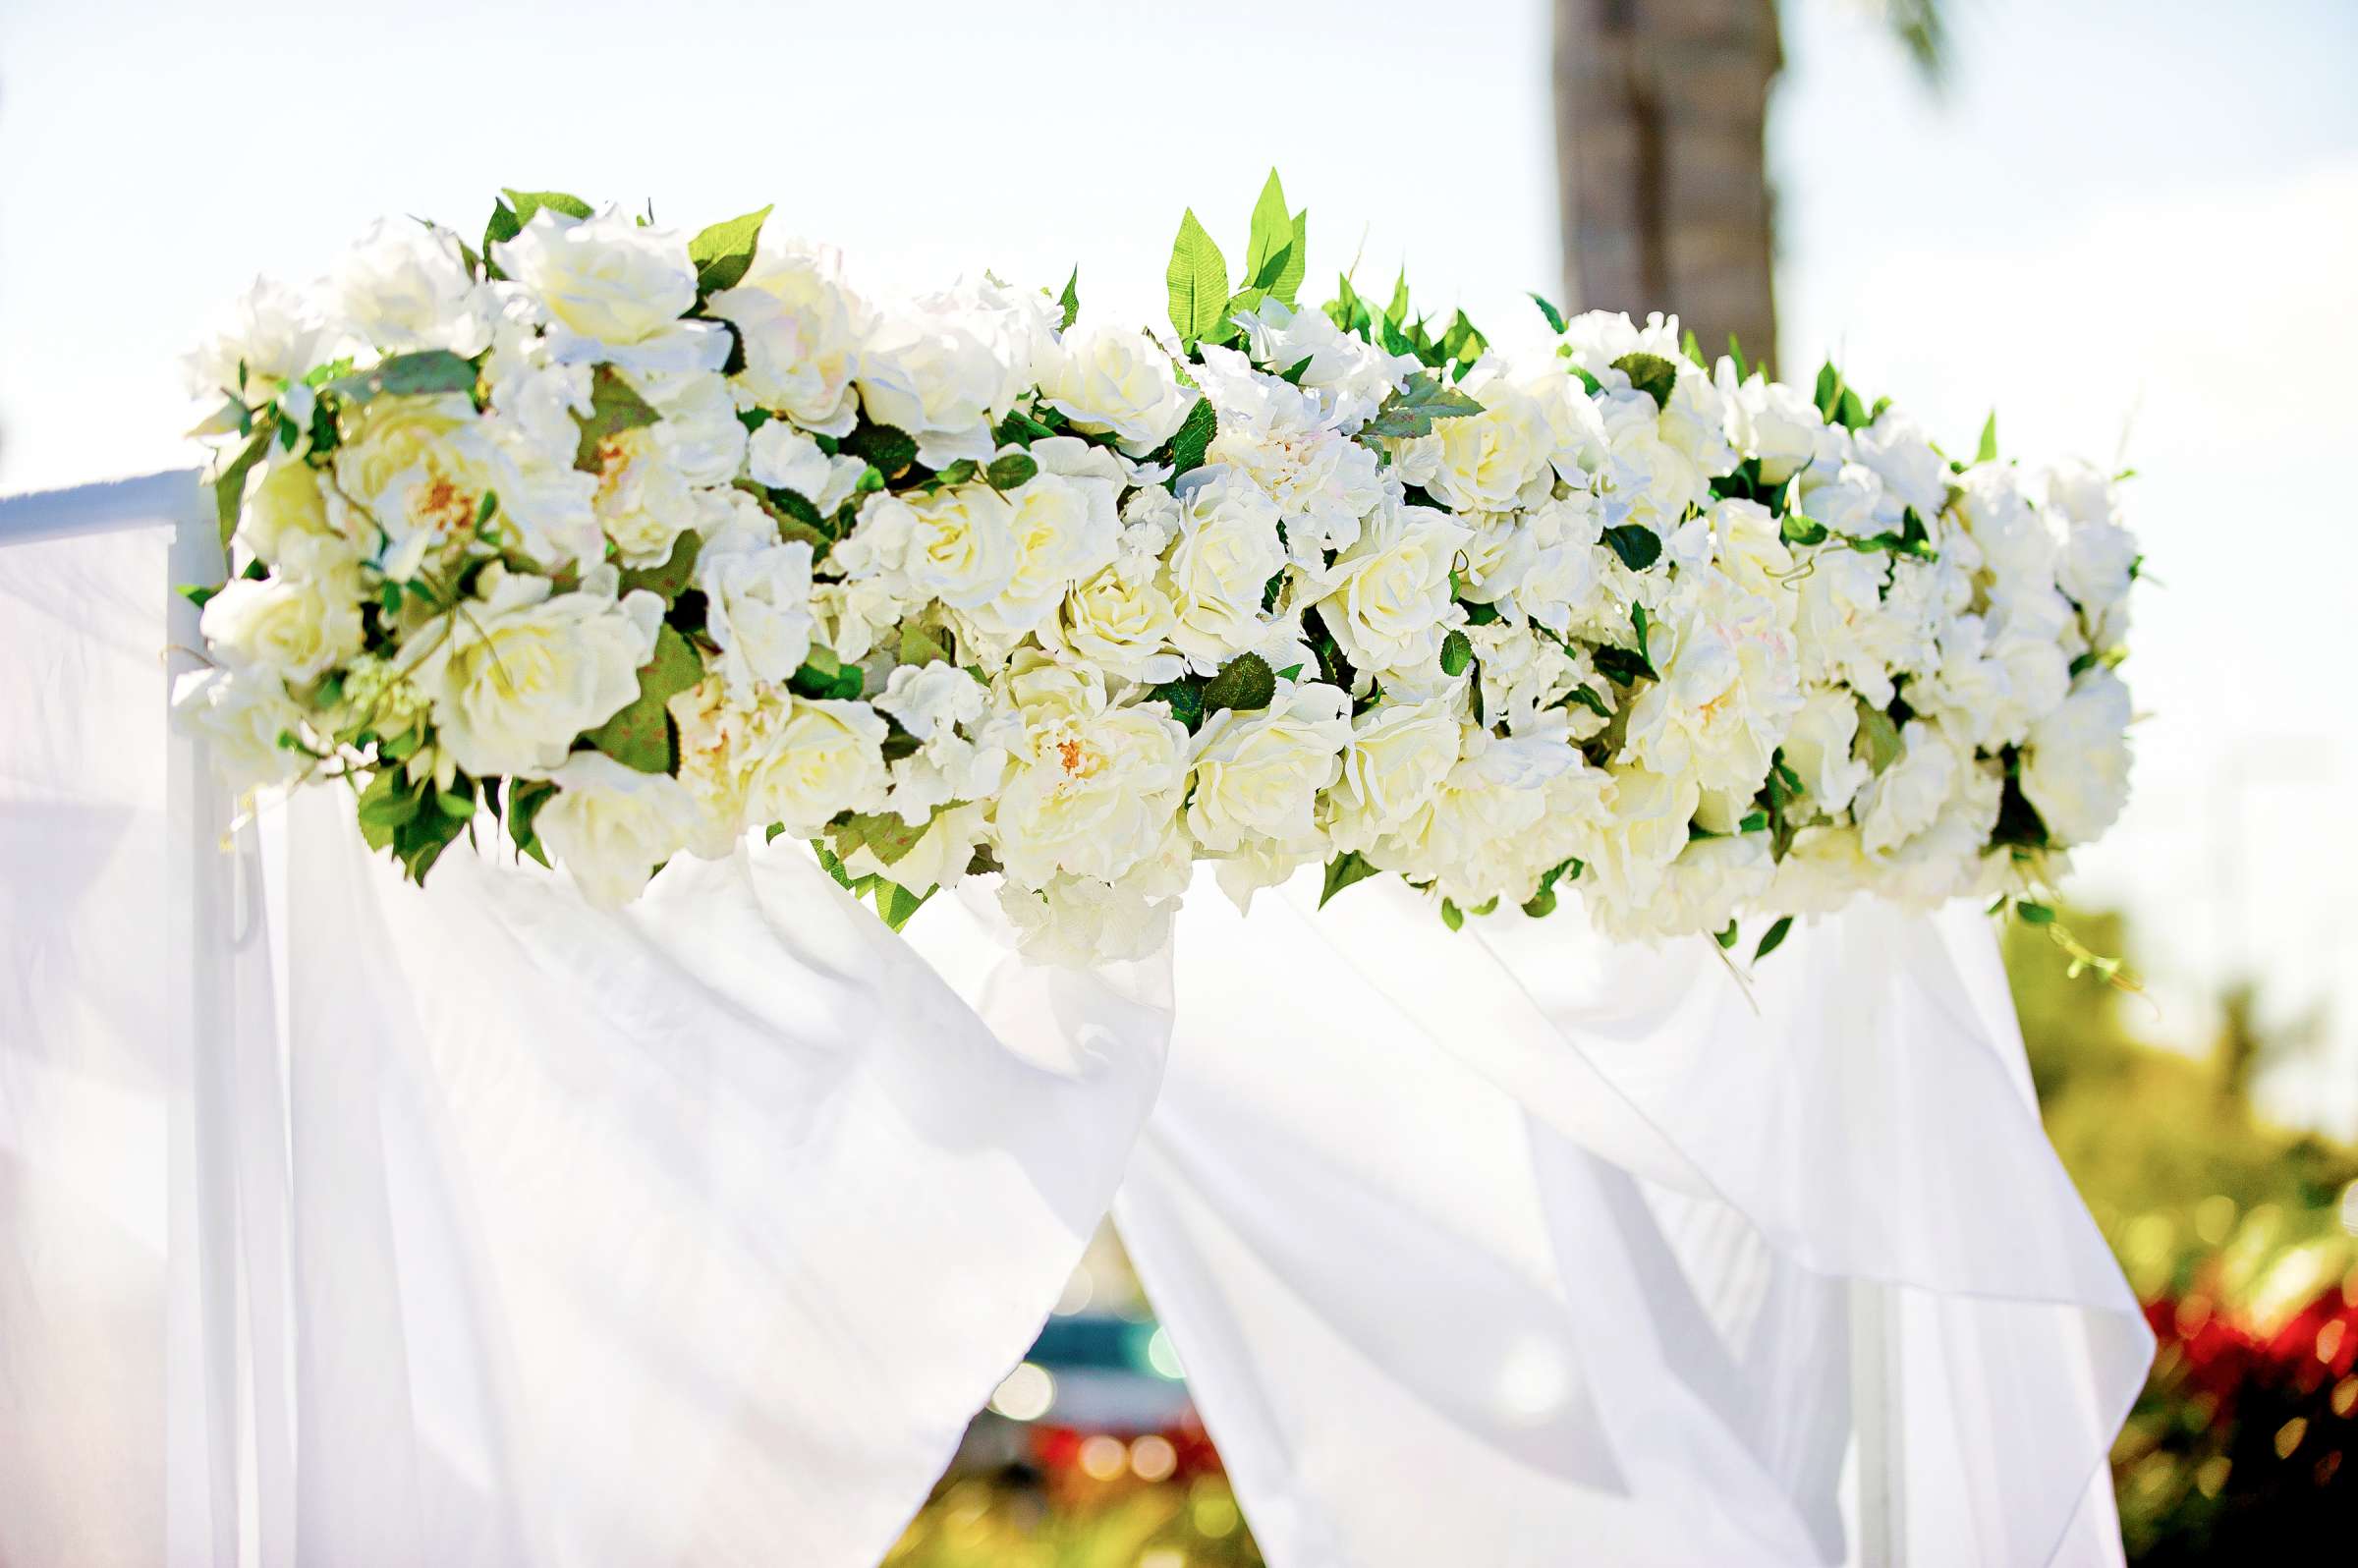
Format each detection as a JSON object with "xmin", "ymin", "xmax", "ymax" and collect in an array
[
  {"xmin": 746, "ymin": 420, "xmax": 868, "ymax": 514},
  {"xmin": 1876, "ymin": 759, "xmax": 2003, "ymax": 908},
  {"xmin": 1310, "ymin": 500, "xmax": 1470, "ymax": 682},
  {"xmin": 2019, "ymin": 667, "xmax": 2133, "ymax": 846},
  {"xmin": 334, "ymin": 217, "xmax": 495, "ymax": 357},
  {"xmin": 1160, "ymin": 466, "xmax": 1289, "ymax": 668},
  {"xmin": 1716, "ymin": 362, "xmax": 1826, "ymax": 484},
  {"xmin": 173, "ymin": 667, "xmax": 307, "ymax": 800},
  {"xmin": 1572, "ymin": 763, "xmax": 1699, "ymax": 911},
  {"xmin": 1391, "ymin": 367, "xmax": 1555, "ymax": 513},
  {"xmin": 234, "ymin": 454, "xmax": 365, "ymax": 581},
  {"xmin": 405, "ymin": 564, "xmax": 662, "ymax": 778},
  {"xmin": 1619, "ymin": 568, "xmax": 1801, "ymax": 795},
  {"xmin": 534, "ymin": 752, "xmax": 705, "ymax": 909},
  {"xmin": 843, "ymin": 484, "xmax": 1018, "ymax": 611},
  {"xmin": 1039, "ymin": 320, "xmax": 1197, "ymax": 455},
  {"xmin": 185, "ymin": 276, "xmax": 329, "ymax": 410},
  {"xmin": 1592, "ymin": 834, "xmax": 1771, "ymax": 944},
  {"xmin": 1328, "ymin": 696, "xmax": 1462, "ymax": 848},
  {"xmin": 1856, "ymin": 718, "xmax": 1962, "ymax": 857},
  {"xmin": 1709, "ymin": 497, "xmax": 1795, "ymax": 615},
  {"xmin": 492, "ymin": 207, "xmax": 729, "ymax": 375},
  {"xmin": 739, "ymin": 696, "xmax": 891, "ymax": 837},
  {"xmin": 1854, "ymin": 408, "xmax": 1951, "ymax": 520},
  {"xmin": 1235, "ymin": 299, "xmax": 1418, "ymax": 428},
  {"xmin": 1780, "ymin": 687, "xmax": 1871, "ymax": 815},
  {"xmin": 959, "ymin": 437, "xmax": 1124, "ymax": 644},
  {"xmin": 199, "ymin": 575, "xmax": 365, "ymax": 684},
  {"xmin": 587, "ymin": 371, "xmax": 745, "ymax": 567},
  {"xmin": 1185, "ymin": 681, "xmax": 1353, "ymax": 853},
  {"xmin": 705, "ymin": 235, "xmax": 867, "ymax": 435},
  {"xmin": 1597, "ymin": 389, "xmax": 1711, "ymax": 532},
  {"xmin": 856, "ymin": 279, "xmax": 1044, "ymax": 469},
  {"xmin": 699, "ymin": 537, "xmax": 815, "ymax": 699},
  {"xmin": 1041, "ymin": 551, "xmax": 1182, "ymax": 684},
  {"xmin": 1000, "ymin": 870, "xmax": 1178, "ymax": 967}
]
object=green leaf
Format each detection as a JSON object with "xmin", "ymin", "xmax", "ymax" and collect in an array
[
  {"xmin": 1201, "ymin": 652, "xmax": 1275, "ymax": 716},
  {"xmin": 984, "ymin": 451, "xmax": 1039, "ymax": 491},
  {"xmin": 1165, "ymin": 208, "xmax": 1230, "ymax": 345},
  {"xmin": 1780, "ymin": 511, "xmax": 1829, "ymax": 547},
  {"xmin": 1754, "ymin": 915, "xmax": 1794, "ymax": 962},
  {"xmin": 1610, "ymin": 352, "xmax": 1679, "ymax": 411},
  {"xmin": 504, "ymin": 189, "xmax": 593, "ymax": 226},
  {"xmin": 1274, "ymin": 209, "xmax": 1309, "ymax": 308},
  {"xmin": 213, "ymin": 425, "xmax": 272, "ymax": 547},
  {"xmin": 1854, "ymin": 699, "xmax": 1904, "ymax": 775},
  {"xmin": 322, "ymin": 350, "xmax": 479, "ymax": 407},
  {"xmin": 1601, "ymin": 523, "xmax": 1662, "ymax": 572},
  {"xmin": 1151, "ymin": 679, "xmax": 1205, "ymax": 732},
  {"xmin": 1566, "ymin": 685, "xmax": 1611, "ymax": 720},
  {"xmin": 841, "ymin": 420, "xmax": 918, "ymax": 481},
  {"xmin": 1319, "ymin": 850, "xmax": 1382, "ymax": 909},
  {"xmin": 898, "ymin": 622, "xmax": 953, "ymax": 668},
  {"xmin": 877, "ymin": 880, "xmax": 932, "ymax": 930},
  {"xmin": 1161, "ymin": 395, "xmax": 1217, "ymax": 479},
  {"xmin": 1714, "ymin": 920, "xmax": 1740, "ymax": 950},
  {"xmin": 615, "ymin": 530, "xmax": 700, "ymax": 605},
  {"xmin": 1384, "ymin": 269, "xmax": 1411, "ymax": 326},
  {"xmin": 732, "ymin": 480, "xmax": 830, "ymax": 553},
  {"xmin": 1975, "ymin": 410, "xmax": 1998, "ymax": 466},
  {"xmin": 574, "ymin": 365, "xmax": 661, "ymax": 471},
  {"xmin": 1439, "ymin": 898, "xmax": 1464, "ymax": 933},
  {"xmin": 2015, "ymin": 900, "xmax": 2057, "ymax": 925},
  {"xmin": 1363, "ymin": 372, "xmax": 1485, "ymax": 439},
  {"xmin": 789, "ymin": 645, "xmax": 866, "ymax": 701},
  {"xmin": 1273, "ymin": 662, "xmax": 1305, "ymax": 682},
  {"xmin": 1241, "ymin": 171, "xmax": 1300, "ymax": 301},
  {"xmin": 1681, "ymin": 328, "xmax": 1708, "ymax": 368},
  {"xmin": 1438, "ymin": 629, "xmax": 1473, "ymax": 677},
  {"xmin": 1529, "ymin": 292, "xmax": 1567, "ymax": 333},
  {"xmin": 1726, "ymin": 334, "xmax": 1750, "ymax": 380},
  {"xmin": 832, "ymin": 810, "xmax": 931, "ymax": 868},
  {"xmin": 687, "ymin": 204, "xmax": 772, "ymax": 296},
  {"xmin": 584, "ymin": 623, "xmax": 703, "ymax": 773},
  {"xmin": 1438, "ymin": 310, "xmax": 1488, "ymax": 371},
  {"xmin": 507, "ymin": 778, "xmax": 556, "ymax": 867},
  {"xmin": 355, "ymin": 767, "xmax": 421, "ymax": 847},
  {"xmin": 1057, "ymin": 266, "xmax": 1081, "ymax": 331}
]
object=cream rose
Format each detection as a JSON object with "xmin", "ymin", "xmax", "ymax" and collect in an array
[
  {"xmin": 333, "ymin": 217, "xmax": 495, "ymax": 357},
  {"xmin": 171, "ymin": 667, "xmax": 308, "ymax": 800},
  {"xmin": 991, "ymin": 665, "xmax": 1189, "ymax": 886},
  {"xmin": 491, "ymin": 207, "xmax": 729, "ymax": 375},
  {"xmin": 737, "ymin": 696, "xmax": 891, "ymax": 837},
  {"xmin": 699, "ymin": 537, "xmax": 816, "ymax": 700},
  {"xmin": 1038, "ymin": 320, "xmax": 1197, "ymax": 455},
  {"xmin": 404, "ymin": 564, "xmax": 662, "ymax": 778},
  {"xmin": 960, "ymin": 437, "xmax": 1124, "ymax": 643},
  {"xmin": 1042, "ymin": 554, "xmax": 1182, "ymax": 684},
  {"xmin": 1391, "ymin": 370, "xmax": 1552, "ymax": 513},
  {"xmin": 533, "ymin": 753, "xmax": 706, "ymax": 909},
  {"xmin": 1310, "ymin": 501, "xmax": 1471, "ymax": 681},
  {"xmin": 1328, "ymin": 696, "xmax": 1461, "ymax": 849},
  {"xmin": 199, "ymin": 575, "xmax": 365, "ymax": 684},
  {"xmin": 1160, "ymin": 467, "xmax": 1288, "ymax": 669},
  {"xmin": 235, "ymin": 455, "xmax": 365, "ymax": 582},
  {"xmin": 1184, "ymin": 681, "xmax": 1353, "ymax": 853},
  {"xmin": 330, "ymin": 392, "xmax": 502, "ymax": 582},
  {"xmin": 705, "ymin": 234, "xmax": 867, "ymax": 435},
  {"xmin": 2019, "ymin": 667, "xmax": 2133, "ymax": 845},
  {"xmin": 845, "ymin": 484, "xmax": 1019, "ymax": 612}
]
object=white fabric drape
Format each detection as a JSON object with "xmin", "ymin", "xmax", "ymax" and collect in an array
[{"xmin": 1, "ymin": 481, "xmax": 2151, "ymax": 1568}]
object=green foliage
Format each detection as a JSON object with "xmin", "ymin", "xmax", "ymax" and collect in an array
[
  {"xmin": 1600, "ymin": 523, "xmax": 1661, "ymax": 573},
  {"xmin": 1753, "ymin": 915, "xmax": 1794, "ymax": 962},
  {"xmin": 1165, "ymin": 208, "xmax": 1229, "ymax": 345},
  {"xmin": 842, "ymin": 419, "xmax": 920, "ymax": 482},
  {"xmin": 1529, "ymin": 292, "xmax": 1568, "ymax": 334},
  {"xmin": 1363, "ymin": 372, "xmax": 1484, "ymax": 439},
  {"xmin": 573, "ymin": 365, "xmax": 661, "ymax": 471},
  {"xmin": 985, "ymin": 451, "xmax": 1039, "ymax": 491},
  {"xmin": 1438, "ymin": 629, "xmax": 1473, "ymax": 677},
  {"xmin": 1976, "ymin": 410, "xmax": 1999, "ymax": 466},
  {"xmin": 1158, "ymin": 396, "xmax": 1218, "ymax": 480},
  {"xmin": 483, "ymin": 189, "xmax": 592, "ymax": 269},
  {"xmin": 789, "ymin": 644, "xmax": 867, "ymax": 701},
  {"xmin": 1319, "ymin": 850, "xmax": 1381, "ymax": 909},
  {"xmin": 584, "ymin": 624, "xmax": 702, "ymax": 773},
  {"xmin": 1854, "ymin": 698, "xmax": 1904, "ymax": 774},
  {"xmin": 1201, "ymin": 652, "xmax": 1275, "ymax": 717},
  {"xmin": 356, "ymin": 765, "xmax": 476, "ymax": 881},
  {"xmin": 1057, "ymin": 267, "xmax": 1081, "ymax": 331},
  {"xmin": 687, "ymin": 204, "xmax": 772, "ymax": 296},
  {"xmin": 1611, "ymin": 352, "xmax": 1679, "ymax": 412},
  {"xmin": 321, "ymin": 350, "xmax": 480, "ymax": 407},
  {"xmin": 830, "ymin": 810, "xmax": 933, "ymax": 868},
  {"xmin": 1241, "ymin": 169, "xmax": 1307, "ymax": 308},
  {"xmin": 213, "ymin": 424, "xmax": 272, "ymax": 546},
  {"xmin": 617, "ymin": 530, "xmax": 702, "ymax": 605},
  {"xmin": 506, "ymin": 778, "xmax": 555, "ymax": 867}
]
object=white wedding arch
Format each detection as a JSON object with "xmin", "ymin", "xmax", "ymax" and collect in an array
[{"xmin": 2, "ymin": 472, "xmax": 2147, "ymax": 1567}]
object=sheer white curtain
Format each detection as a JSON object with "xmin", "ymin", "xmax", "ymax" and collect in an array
[{"xmin": 1, "ymin": 478, "xmax": 2149, "ymax": 1568}]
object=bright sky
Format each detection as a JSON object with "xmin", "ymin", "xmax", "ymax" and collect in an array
[{"xmin": 5, "ymin": 0, "xmax": 2352, "ymax": 1123}]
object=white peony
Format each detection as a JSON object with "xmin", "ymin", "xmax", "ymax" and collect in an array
[
  {"xmin": 2019, "ymin": 666, "xmax": 2133, "ymax": 845},
  {"xmin": 329, "ymin": 391, "xmax": 503, "ymax": 582},
  {"xmin": 404, "ymin": 564, "xmax": 661, "ymax": 778},
  {"xmin": 1853, "ymin": 408, "xmax": 1951, "ymax": 520},
  {"xmin": 677, "ymin": 688, "xmax": 894, "ymax": 839},
  {"xmin": 1000, "ymin": 870, "xmax": 1178, "ymax": 967},
  {"xmin": 234, "ymin": 454, "xmax": 365, "ymax": 582},
  {"xmin": 1327, "ymin": 696, "xmax": 1462, "ymax": 850},
  {"xmin": 705, "ymin": 234, "xmax": 866, "ymax": 435},
  {"xmin": 1592, "ymin": 833, "xmax": 1772, "ymax": 944},
  {"xmin": 1779, "ymin": 687, "xmax": 1871, "ymax": 815},
  {"xmin": 1184, "ymin": 681, "xmax": 1353, "ymax": 854},
  {"xmin": 1856, "ymin": 718, "xmax": 1962, "ymax": 858},
  {"xmin": 199, "ymin": 574, "xmax": 365, "ymax": 684},
  {"xmin": 841, "ymin": 800, "xmax": 988, "ymax": 895},
  {"xmin": 492, "ymin": 207, "xmax": 730, "ymax": 376},
  {"xmin": 1309, "ymin": 500, "xmax": 1470, "ymax": 682},
  {"xmin": 186, "ymin": 276, "xmax": 330, "ymax": 411},
  {"xmin": 1715, "ymin": 362, "xmax": 1827, "ymax": 484},
  {"xmin": 587, "ymin": 369, "xmax": 746, "ymax": 567},
  {"xmin": 1192, "ymin": 345, "xmax": 1385, "ymax": 562},
  {"xmin": 533, "ymin": 752, "xmax": 706, "ymax": 909},
  {"xmin": 991, "ymin": 658, "xmax": 1189, "ymax": 886},
  {"xmin": 334, "ymin": 218, "xmax": 495, "ymax": 357},
  {"xmin": 1038, "ymin": 319, "xmax": 1197, "ymax": 455}
]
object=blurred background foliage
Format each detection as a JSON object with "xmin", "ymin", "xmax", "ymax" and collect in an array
[{"xmin": 889, "ymin": 909, "xmax": 2353, "ymax": 1566}]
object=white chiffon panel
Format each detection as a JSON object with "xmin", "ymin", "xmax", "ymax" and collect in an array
[
  {"xmin": 261, "ymin": 790, "xmax": 1170, "ymax": 1567},
  {"xmin": 1106, "ymin": 875, "xmax": 2149, "ymax": 1568}
]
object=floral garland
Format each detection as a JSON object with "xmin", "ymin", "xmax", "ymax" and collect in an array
[{"xmin": 176, "ymin": 175, "xmax": 2140, "ymax": 966}]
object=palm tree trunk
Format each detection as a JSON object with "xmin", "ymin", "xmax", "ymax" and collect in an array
[{"xmin": 1553, "ymin": 0, "xmax": 1782, "ymax": 371}]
